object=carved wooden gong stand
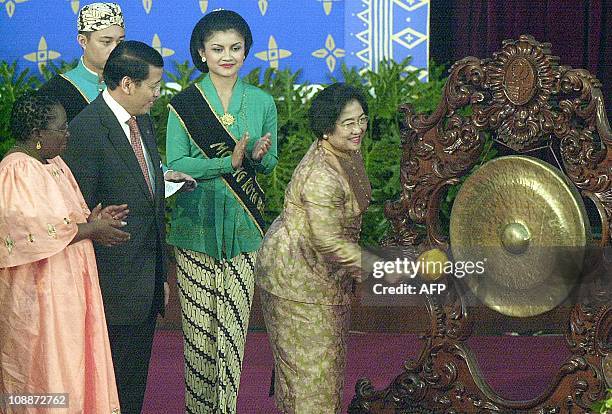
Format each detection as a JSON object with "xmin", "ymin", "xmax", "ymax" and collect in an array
[{"xmin": 349, "ymin": 36, "xmax": 611, "ymax": 413}]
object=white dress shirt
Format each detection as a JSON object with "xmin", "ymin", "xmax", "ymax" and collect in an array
[{"xmin": 102, "ymin": 89, "xmax": 156, "ymax": 192}]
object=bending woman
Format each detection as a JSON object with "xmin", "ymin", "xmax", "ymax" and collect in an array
[
  {"xmin": 256, "ymin": 83, "xmax": 377, "ymax": 413},
  {"xmin": 165, "ymin": 10, "xmax": 277, "ymax": 414}
]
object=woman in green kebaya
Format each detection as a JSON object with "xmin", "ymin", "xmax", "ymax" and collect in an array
[{"xmin": 165, "ymin": 9, "xmax": 277, "ymax": 414}]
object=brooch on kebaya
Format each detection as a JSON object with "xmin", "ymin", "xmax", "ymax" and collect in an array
[{"xmin": 220, "ymin": 113, "xmax": 235, "ymax": 127}]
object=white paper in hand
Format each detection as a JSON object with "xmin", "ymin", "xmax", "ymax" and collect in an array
[{"xmin": 165, "ymin": 180, "xmax": 185, "ymax": 198}]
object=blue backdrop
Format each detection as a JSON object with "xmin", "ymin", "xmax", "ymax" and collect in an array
[{"xmin": 0, "ymin": 0, "xmax": 429, "ymax": 82}]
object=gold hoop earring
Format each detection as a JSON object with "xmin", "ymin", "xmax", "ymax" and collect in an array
[{"xmin": 36, "ymin": 141, "xmax": 42, "ymax": 150}]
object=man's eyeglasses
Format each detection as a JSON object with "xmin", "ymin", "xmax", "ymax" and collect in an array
[
  {"xmin": 338, "ymin": 116, "xmax": 369, "ymax": 131},
  {"xmin": 146, "ymin": 82, "xmax": 161, "ymax": 93}
]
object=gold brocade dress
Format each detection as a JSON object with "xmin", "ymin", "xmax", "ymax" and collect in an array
[{"xmin": 256, "ymin": 139, "xmax": 372, "ymax": 414}]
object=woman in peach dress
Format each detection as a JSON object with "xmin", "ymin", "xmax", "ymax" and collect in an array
[{"xmin": 0, "ymin": 92, "xmax": 130, "ymax": 413}]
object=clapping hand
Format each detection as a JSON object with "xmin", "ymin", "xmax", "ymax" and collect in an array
[
  {"xmin": 252, "ymin": 133, "xmax": 272, "ymax": 161},
  {"xmin": 90, "ymin": 203, "xmax": 130, "ymax": 222},
  {"xmin": 88, "ymin": 203, "xmax": 131, "ymax": 247},
  {"xmin": 232, "ymin": 132, "xmax": 250, "ymax": 169}
]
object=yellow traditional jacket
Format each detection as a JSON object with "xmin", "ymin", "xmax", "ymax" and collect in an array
[{"xmin": 256, "ymin": 139, "xmax": 374, "ymax": 305}]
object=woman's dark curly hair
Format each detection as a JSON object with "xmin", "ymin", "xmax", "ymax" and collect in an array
[
  {"xmin": 190, "ymin": 9, "xmax": 253, "ymax": 73},
  {"xmin": 10, "ymin": 92, "xmax": 60, "ymax": 142},
  {"xmin": 308, "ymin": 83, "xmax": 368, "ymax": 140}
]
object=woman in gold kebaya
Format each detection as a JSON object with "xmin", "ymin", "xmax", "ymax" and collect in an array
[{"xmin": 256, "ymin": 83, "xmax": 377, "ymax": 413}]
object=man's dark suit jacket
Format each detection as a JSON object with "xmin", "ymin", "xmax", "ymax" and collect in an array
[{"xmin": 63, "ymin": 95, "xmax": 167, "ymax": 325}]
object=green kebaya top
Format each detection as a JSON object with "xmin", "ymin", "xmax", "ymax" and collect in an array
[{"xmin": 166, "ymin": 74, "xmax": 278, "ymax": 259}]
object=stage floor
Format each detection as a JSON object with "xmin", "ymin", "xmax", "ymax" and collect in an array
[{"xmin": 142, "ymin": 330, "xmax": 571, "ymax": 413}]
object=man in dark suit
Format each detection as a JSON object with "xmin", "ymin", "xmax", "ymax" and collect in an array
[{"xmin": 63, "ymin": 40, "xmax": 169, "ymax": 414}]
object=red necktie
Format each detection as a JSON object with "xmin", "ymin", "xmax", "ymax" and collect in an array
[{"xmin": 127, "ymin": 117, "xmax": 153, "ymax": 197}]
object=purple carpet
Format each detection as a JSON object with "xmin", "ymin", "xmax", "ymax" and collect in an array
[{"xmin": 142, "ymin": 330, "xmax": 570, "ymax": 413}]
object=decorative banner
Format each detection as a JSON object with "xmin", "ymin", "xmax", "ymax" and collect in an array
[
  {"xmin": 345, "ymin": 0, "xmax": 430, "ymax": 80},
  {"xmin": 0, "ymin": 0, "xmax": 429, "ymax": 83}
]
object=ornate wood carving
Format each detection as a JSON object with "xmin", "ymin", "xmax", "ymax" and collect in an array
[
  {"xmin": 350, "ymin": 280, "xmax": 611, "ymax": 413},
  {"xmin": 355, "ymin": 35, "xmax": 611, "ymax": 413},
  {"xmin": 384, "ymin": 35, "xmax": 612, "ymax": 250}
]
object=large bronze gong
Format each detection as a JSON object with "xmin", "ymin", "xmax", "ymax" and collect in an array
[
  {"xmin": 350, "ymin": 36, "xmax": 610, "ymax": 414},
  {"xmin": 449, "ymin": 155, "xmax": 590, "ymax": 317}
]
